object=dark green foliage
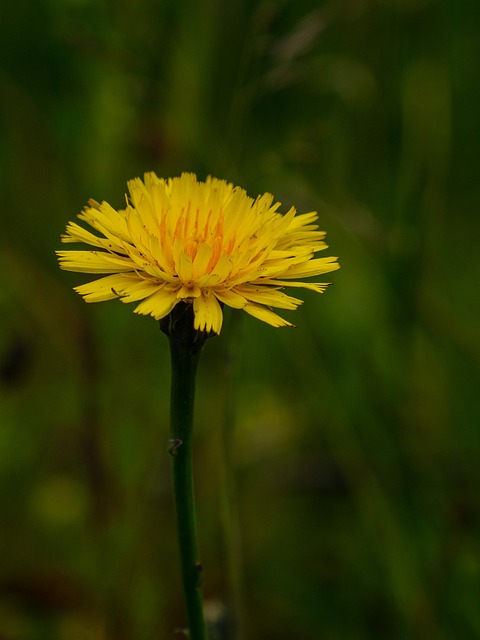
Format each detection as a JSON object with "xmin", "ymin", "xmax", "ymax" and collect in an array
[{"xmin": 1, "ymin": 0, "xmax": 479, "ymax": 638}]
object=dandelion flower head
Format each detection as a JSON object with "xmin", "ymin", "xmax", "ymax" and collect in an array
[{"xmin": 57, "ymin": 172, "xmax": 339, "ymax": 334}]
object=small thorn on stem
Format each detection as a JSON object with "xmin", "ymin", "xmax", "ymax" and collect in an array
[{"xmin": 168, "ymin": 438, "xmax": 184, "ymax": 456}]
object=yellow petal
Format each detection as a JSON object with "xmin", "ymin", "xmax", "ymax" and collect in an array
[
  {"xmin": 124, "ymin": 245, "xmax": 176, "ymax": 281},
  {"xmin": 213, "ymin": 288, "xmax": 247, "ymax": 309},
  {"xmin": 56, "ymin": 250, "xmax": 134, "ymax": 273},
  {"xmin": 176, "ymin": 250, "xmax": 193, "ymax": 282},
  {"xmin": 75, "ymin": 274, "xmax": 139, "ymax": 302},
  {"xmin": 79, "ymin": 202, "xmax": 130, "ymax": 243},
  {"xmin": 119, "ymin": 281, "xmax": 166, "ymax": 303},
  {"xmin": 210, "ymin": 254, "xmax": 233, "ymax": 281},
  {"xmin": 235, "ymin": 286, "xmax": 303, "ymax": 310},
  {"xmin": 61, "ymin": 222, "xmax": 121, "ymax": 251},
  {"xmin": 134, "ymin": 289, "xmax": 178, "ymax": 320},
  {"xmin": 284, "ymin": 211, "xmax": 319, "ymax": 230},
  {"xmin": 243, "ymin": 304, "xmax": 294, "ymax": 328},
  {"xmin": 193, "ymin": 292, "xmax": 223, "ymax": 334},
  {"xmin": 192, "ymin": 244, "xmax": 213, "ymax": 280},
  {"xmin": 283, "ymin": 257, "xmax": 340, "ymax": 278},
  {"xmin": 260, "ymin": 280, "xmax": 331, "ymax": 293},
  {"xmin": 177, "ymin": 284, "xmax": 202, "ymax": 299}
]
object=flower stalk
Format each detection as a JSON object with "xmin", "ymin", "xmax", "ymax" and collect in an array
[{"xmin": 161, "ymin": 303, "xmax": 210, "ymax": 640}]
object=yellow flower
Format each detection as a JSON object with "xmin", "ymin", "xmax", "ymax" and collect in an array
[{"xmin": 57, "ymin": 172, "xmax": 339, "ymax": 334}]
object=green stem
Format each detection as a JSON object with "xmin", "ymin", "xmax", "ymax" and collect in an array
[{"xmin": 162, "ymin": 304, "xmax": 209, "ymax": 640}]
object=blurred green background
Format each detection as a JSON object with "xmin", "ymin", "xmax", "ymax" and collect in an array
[{"xmin": 1, "ymin": 0, "xmax": 479, "ymax": 638}]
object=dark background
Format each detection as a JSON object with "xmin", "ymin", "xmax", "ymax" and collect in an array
[{"xmin": 1, "ymin": 0, "xmax": 479, "ymax": 638}]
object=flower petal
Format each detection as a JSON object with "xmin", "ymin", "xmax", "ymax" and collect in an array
[
  {"xmin": 235, "ymin": 286, "xmax": 303, "ymax": 310},
  {"xmin": 213, "ymin": 288, "xmax": 247, "ymax": 309},
  {"xmin": 242, "ymin": 304, "xmax": 293, "ymax": 328},
  {"xmin": 259, "ymin": 280, "xmax": 332, "ymax": 293},
  {"xmin": 176, "ymin": 250, "xmax": 193, "ymax": 282},
  {"xmin": 193, "ymin": 292, "xmax": 223, "ymax": 334},
  {"xmin": 56, "ymin": 250, "xmax": 134, "ymax": 274},
  {"xmin": 75, "ymin": 274, "xmax": 140, "ymax": 302},
  {"xmin": 192, "ymin": 243, "xmax": 213, "ymax": 279},
  {"xmin": 118, "ymin": 280, "xmax": 167, "ymax": 303},
  {"xmin": 133, "ymin": 289, "xmax": 178, "ymax": 320},
  {"xmin": 283, "ymin": 256, "xmax": 340, "ymax": 278},
  {"xmin": 61, "ymin": 222, "xmax": 121, "ymax": 251}
]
